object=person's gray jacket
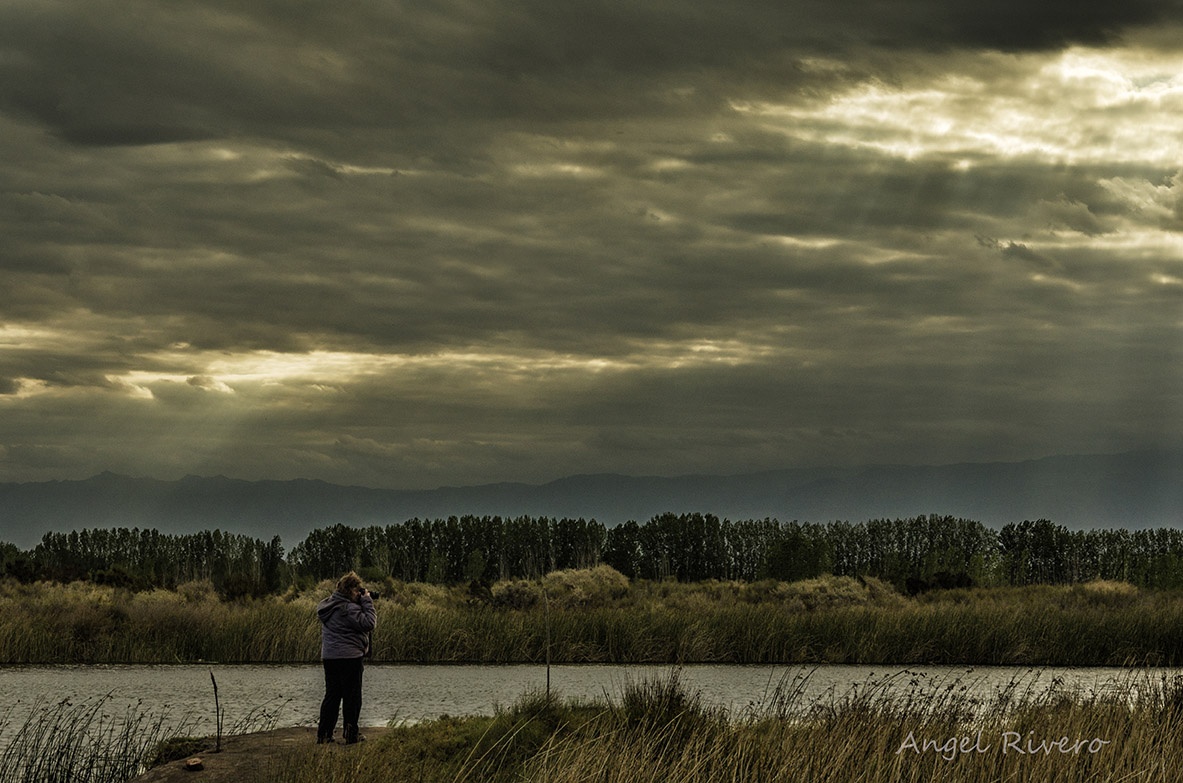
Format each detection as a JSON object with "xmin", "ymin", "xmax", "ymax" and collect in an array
[{"xmin": 317, "ymin": 590, "xmax": 377, "ymax": 659}]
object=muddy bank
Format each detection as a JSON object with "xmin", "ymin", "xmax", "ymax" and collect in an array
[{"xmin": 129, "ymin": 726, "xmax": 391, "ymax": 783}]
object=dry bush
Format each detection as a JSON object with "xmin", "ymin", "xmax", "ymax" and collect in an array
[
  {"xmin": 1070, "ymin": 579, "xmax": 1139, "ymax": 606},
  {"xmin": 176, "ymin": 580, "xmax": 217, "ymax": 603},
  {"xmin": 741, "ymin": 574, "xmax": 903, "ymax": 611},
  {"xmin": 542, "ymin": 565, "xmax": 630, "ymax": 608},
  {"xmin": 358, "ymin": 579, "xmax": 458, "ymax": 610},
  {"xmin": 491, "ymin": 580, "xmax": 541, "ymax": 609}
]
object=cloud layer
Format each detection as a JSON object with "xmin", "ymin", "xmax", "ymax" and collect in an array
[{"xmin": 2, "ymin": 1, "xmax": 1182, "ymax": 488}]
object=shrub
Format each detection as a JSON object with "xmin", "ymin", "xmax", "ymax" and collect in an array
[
  {"xmin": 491, "ymin": 580, "xmax": 540, "ymax": 609},
  {"xmin": 542, "ymin": 565, "xmax": 630, "ymax": 608}
]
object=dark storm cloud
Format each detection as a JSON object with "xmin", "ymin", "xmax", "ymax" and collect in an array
[
  {"xmin": 2, "ymin": 0, "xmax": 1177, "ymax": 152},
  {"xmin": 1, "ymin": 0, "xmax": 1182, "ymax": 486},
  {"xmin": 938, "ymin": 0, "xmax": 1172, "ymax": 50}
]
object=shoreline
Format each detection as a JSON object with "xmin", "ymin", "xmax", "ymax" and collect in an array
[{"xmin": 128, "ymin": 726, "xmax": 393, "ymax": 783}]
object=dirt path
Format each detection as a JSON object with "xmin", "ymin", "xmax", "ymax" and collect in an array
[{"xmin": 129, "ymin": 726, "xmax": 391, "ymax": 783}]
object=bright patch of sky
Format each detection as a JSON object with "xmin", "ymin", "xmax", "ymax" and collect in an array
[{"xmin": 736, "ymin": 47, "xmax": 1183, "ymax": 166}]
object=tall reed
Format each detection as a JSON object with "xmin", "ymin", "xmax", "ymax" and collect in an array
[
  {"xmin": 0, "ymin": 695, "xmax": 195, "ymax": 783},
  {"xmin": 245, "ymin": 669, "xmax": 1183, "ymax": 783},
  {"xmin": 4, "ymin": 575, "xmax": 1183, "ymax": 665}
]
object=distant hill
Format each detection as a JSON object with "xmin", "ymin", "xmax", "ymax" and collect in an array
[{"xmin": 1, "ymin": 450, "xmax": 1181, "ymax": 548}]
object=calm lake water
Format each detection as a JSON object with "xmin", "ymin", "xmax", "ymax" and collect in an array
[{"xmin": 0, "ymin": 663, "xmax": 1167, "ymax": 735}]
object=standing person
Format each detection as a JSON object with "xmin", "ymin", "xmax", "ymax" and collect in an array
[{"xmin": 316, "ymin": 571, "xmax": 377, "ymax": 744}]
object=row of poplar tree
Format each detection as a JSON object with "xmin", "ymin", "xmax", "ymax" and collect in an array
[{"xmin": 4, "ymin": 514, "xmax": 1183, "ymax": 598}]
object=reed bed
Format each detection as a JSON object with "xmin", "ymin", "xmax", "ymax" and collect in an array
[
  {"xmin": 0, "ymin": 695, "xmax": 196, "ymax": 783},
  {"xmin": 3, "ymin": 574, "xmax": 1183, "ymax": 665},
  {"xmin": 244, "ymin": 669, "xmax": 1183, "ymax": 783}
]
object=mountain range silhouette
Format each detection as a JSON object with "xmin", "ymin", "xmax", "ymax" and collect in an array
[{"xmin": 1, "ymin": 449, "xmax": 1181, "ymax": 548}]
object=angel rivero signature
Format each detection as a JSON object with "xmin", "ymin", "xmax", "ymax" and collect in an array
[{"xmin": 896, "ymin": 730, "xmax": 1111, "ymax": 761}]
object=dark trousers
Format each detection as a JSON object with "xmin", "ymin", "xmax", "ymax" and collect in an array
[{"xmin": 318, "ymin": 657, "xmax": 364, "ymax": 739}]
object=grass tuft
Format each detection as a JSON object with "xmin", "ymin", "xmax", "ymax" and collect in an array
[
  {"xmin": 253, "ymin": 669, "xmax": 1183, "ymax": 783},
  {"xmin": 0, "ymin": 695, "xmax": 197, "ymax": 783}
]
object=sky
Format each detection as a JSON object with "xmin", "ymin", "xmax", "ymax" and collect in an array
[{"xmin": 2, "ymin": 0, "xmax": 1183, "ymax": 490}]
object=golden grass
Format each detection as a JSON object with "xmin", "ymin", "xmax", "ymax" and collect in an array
[
  {"xmin": 233, "ymin": 670, "xmax": 1183, "ymax": 783},
  {"xmin": 2, "ymin": 574, "xmax": 1182, "ymax": 665}
]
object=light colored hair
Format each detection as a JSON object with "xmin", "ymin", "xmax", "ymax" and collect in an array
[{"xmin": 335, "ymin": 571, "xmax": 362, "ymax": 594}]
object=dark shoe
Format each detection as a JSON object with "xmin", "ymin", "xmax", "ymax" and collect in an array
[
  {"xmin": 343, "ymin": 725, "xmax": 366, "ymax": 744},
  {"xmin": 316, "ymin": 734, "xmax": 334, "ymax": 744}
]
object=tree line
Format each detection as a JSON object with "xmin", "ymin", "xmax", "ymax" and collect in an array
[
  {"xmin": 0, "ymin": 527, "xmax": 286, "ymax": 598},
  {"xmin": 5, "ymin": 514, "xmax": 1183, "ymax": 597}
]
